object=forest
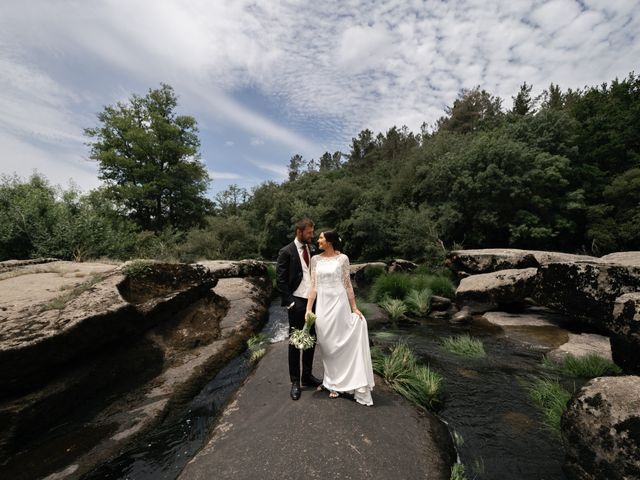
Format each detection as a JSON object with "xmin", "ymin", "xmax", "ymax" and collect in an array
[{"xmin": 1, "ymin": 73, "xmax": 639, "ymax": 264}]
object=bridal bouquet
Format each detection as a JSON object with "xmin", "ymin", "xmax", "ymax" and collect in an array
[{"xmin": 289, "ymin": 312, "xmax": 316, "ymax": 350}]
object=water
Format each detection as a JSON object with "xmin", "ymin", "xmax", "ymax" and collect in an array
[
  {"xmin": 372, "ymin": 316, "xmax": 571, "ymax": 480},
  {"xmin": 41, "ymin": 297, "xmax": 572, "ymax": 480},
  {"xmin": 82, "ymin": 302, "xmax": 289, "ymax": 480}
]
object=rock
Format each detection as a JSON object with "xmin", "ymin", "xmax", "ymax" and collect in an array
[
  {"xmin": 0, "ymin": 257, "xmax": 60, "ymax": 273},
  {"xmin": 198, "ymin": 260, "xmax": 268, "ymax": 278},
  {"xmin": 431, "ymin": 295, "xmax": 452, "ymax": 311},
  {"xmin": 548, "ymin": 333, "xmax": 613, "ymax": 363},
  {"xmin": 562, "ymin": 376, "xmax": 640, "ymax": 480},
  {"xmin": 0, "ymin": 262, "xmax": 217, "ymax": 397},
  {"xmin": 455, "ymin": 268, "xmax": 538, "ymax": 313},
  {"xmin": 450, "ymin": 306, "xmax": 472, "ymax": 323},
  {"xmin": 599, "ymin": 252, "xmax": 640, "ymax": 268},
  {"xmin": 534, "ymin": 261, "xmax": 640, "ymax": 327},
  {"xmin": 445, "ymin": 249, "xmax": 597, "ymax": 277},
  {"xmin": 610, "ymin": 293, "xmax": 640, "ymax": 373},
  {"xmin": 387, "ymin": 259, "xmax": 418, "ymax": 273}
]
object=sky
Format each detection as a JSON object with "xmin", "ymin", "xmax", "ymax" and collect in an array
[{"xmin": 1, "ymin": 0, "xmax": 639, "ymax": 198}]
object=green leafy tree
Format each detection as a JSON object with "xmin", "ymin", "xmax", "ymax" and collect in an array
[
  {"xmin": 85, "ymin": 84, "xmax": 212, "ymax": 231},
  {"xmin": 511, "ymin": 82, "xmax": 534, "ymax": 115},
  {"xmin": 436, "ymin": 87, "xmax": 503, "ymax": 133}
]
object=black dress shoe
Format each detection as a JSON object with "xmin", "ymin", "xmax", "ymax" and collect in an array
[
  {"xmin": 301, "ymin": 374, "xmax": 322, "ymax": 388},
  {"xmin": 290, "ymin": 382, "xmax": 301, "ymax": 400}
]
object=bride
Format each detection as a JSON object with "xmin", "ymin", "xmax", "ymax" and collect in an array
[{"xmin": 305, "ymin": 230, "xmax": 375, "ymax": 406}]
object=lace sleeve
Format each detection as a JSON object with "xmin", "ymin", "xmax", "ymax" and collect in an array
[{"xmin": 340, "ymin": 254, "xmax": 356, "ymax": 308}]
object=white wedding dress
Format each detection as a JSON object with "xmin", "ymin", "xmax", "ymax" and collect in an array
[{"xmin": 309, "ymin": 254, "xmax": 375, "ymax": 406}]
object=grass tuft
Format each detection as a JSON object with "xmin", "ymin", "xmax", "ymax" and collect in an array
[
  {"xmin": 247, "ymin": 334, "xmax": 268, "ymax": 363},
  {"xmin": 528, "ymin": 377, "xmax": 572, "ymax": 433},
  {"xmin": 441, "ymin": 334, "xmax": 486, "ymax": 358},
  {"xmin": 372, "ymin": 342, "xmax": 442, "ymax": 411},
  {"xmin": 371, "ymin": 272, "xmax": 412, "ymax": 302},
  {"xmin": 41, "ymin": 273, "xmax": 105, "ymax": 311},
  {"xmin": 379, "ymin": 297, "xmax": 408, "ymax": 321},
  {"xmin": 405, "ymin": 288, "xmax": 432, "ymax": 316},
  {"xmin": 450, "ymin": 463, "xmax": 468, "ymax": 480},
  {"xmin": 542, "ymin": 353, "xmax": 622, "ymax": 378}
]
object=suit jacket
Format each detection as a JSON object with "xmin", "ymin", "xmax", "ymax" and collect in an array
[{"xmin": 276, "ymin": 241, "xmax": 314, "ymax": 307}]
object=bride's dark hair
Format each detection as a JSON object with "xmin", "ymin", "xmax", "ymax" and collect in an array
[{"xmin": 323, "ymin": 230, "xmax": 342, "ymax": 251}]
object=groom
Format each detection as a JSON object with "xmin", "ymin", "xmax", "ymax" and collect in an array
[{"xmin": 276, "ymin": 217, "xmax": 322, "ymax": 400}]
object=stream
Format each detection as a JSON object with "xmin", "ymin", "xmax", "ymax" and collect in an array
[{"xmin": 72, "ymin": 298, "xmax": 572, "ymax": 479}]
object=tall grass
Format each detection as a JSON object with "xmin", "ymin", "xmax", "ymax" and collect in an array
[
  {"xmin": 361, "ymin": 264, "xmax": 386, "ymax": 284},
  {"xmin": 441, "ymin": 334, "xmax": 486, "ymax": 358},
  {"xmin": 528, "ymin": 377, "xmax": 572, "ymax": 433},
  {"xmin": 542, "ymin": 353, "xmax": 622, "ymax": 378},
  {"xmin": 371, "ymin": 272, "xmax": 412, "ymax": 302},
  {"xmin": 405, "ymin": 288, "xmax": 432, "ymax": 316},
  {"xmin": 372, "ymin": 343, "xmax": 443, "ymax": 411},
  {"xmin": 371, "ymin": 271, "xmax": 455, "ymax": 302},
  {"xmin": 450, "ymin": 463, "xmax": 468, "ymax": 480},
  {"xmin": 266, "ymin": 264, "xmax": 277, "ymax": 291}
]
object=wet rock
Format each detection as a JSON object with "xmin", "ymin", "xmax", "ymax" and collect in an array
[
  {"xmin": 387, "ymin": 258, "xmax": 418, "ymax": 273},
  {"xmin": 431, "ymin": 295, "xmax": 452, "ymax": 311},
  {"xmin": 562, "ymin": 376, "xmax": 640, "ymax": 480},
  {"xmin": 610, "ymin": 293, "xmax": 640, "ymax": 373},
  {"xmin": 445, "ymin": 249, "xmax": 597, "ymax": 278},
  {"xmin": 450, "ymin": 306, "xmax": 472, "ymax": 323},
  {"xmin": 548, "ymin": 333, "xmax": 613, "ymax": 363},
  {"xmin": 455, "ymin": 268, "xmax": 538, "ymax": 313}
]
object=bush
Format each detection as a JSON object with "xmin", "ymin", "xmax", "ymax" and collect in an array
[
  {"xmin": 441, "ymin": 334, "xmax": 486, "ymax": 358},
  {"xmin": 542, "ymin": 353, "xmax": 622, "ymax": 378},
  {"xmin": 529, "ymin": 377, "xmax": 572, "ymax": 433},
  {"xmin": 371, "ymin": 272, "xmax": 412, "ymax": 302},
  {"xmin": 361, "ymin": 264, "xmax": 386, "ymax": 284}
]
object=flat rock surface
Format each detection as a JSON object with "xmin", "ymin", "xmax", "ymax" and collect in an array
[
  {"xmin": 179, "ymin": 342, "xmax": 453, "ymax": 480},
  {"xmin": 0, "ymin": 261, "xmax": 119, "ymax": 321}
]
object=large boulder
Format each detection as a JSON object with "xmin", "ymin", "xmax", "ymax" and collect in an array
[
  {"xmin": 599, "ymin": 252, "xmax": 640, "ymax": 267},
  {"xmin": 198, "ymin": 260, "xmax": 268, "ymax": 278},
  {"xmin": 609, "ymin": 292, "xmax": 640, "ymax": 373},
  {"xmin": 455, "ymin": 268, "xmax": 538, "ymax": 313},
  {"xmin": 533, "ymin": 262, "xmax": 640, "ymax": 326},
  {"xmin": 562, "ymin": 376, "xmax": 640, "ymax": 480},
  {"xmin": 446, "ymin": 249, "xmax": 597, "ymax": 278}
]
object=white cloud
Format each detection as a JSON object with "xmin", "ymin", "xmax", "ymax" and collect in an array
[
  {"xmin": 248, "ymin": 158, "xmax": 288, "ymax": 179},
  {"xmin": 224, "ymin": 141, "xmax": 235, "ymax": 147},
  {"xmin": 0, "ymin": 0, "xmax": 639, "ymax": 191},
  {"xmin": 208, "ymin": 170, "xmax": 241, "ymax": 180}
]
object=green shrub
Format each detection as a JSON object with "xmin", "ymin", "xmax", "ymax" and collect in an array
[
  {"xmin": 362, "ymin": 264, "xmax": 386, "ymax": 284},
  {"xmin": 379, "ymin": 297, "xmax": 408, "ymax": 321},
  {"xmin": 441, "ymin": 334, "xmax": 486, "ymax": 358},
  {"xmin": 423, "ymin": 274, "xmax": 455, "ymax": 298},
  {"xmin": 371, "ymin": 272, "xmax": 412, "ymax": 302},
  {"xmin": 355, "ymin": 297, "xmax": 370, "ymax": 317},
  {"xmin": 542, "ymin": 353, "xmax": 622, "ymax": 378},
  {"xmin": 405, "ymin": 288, "xmax": 433, "ymax": 316},
  {"xmin": 529, "ymin": 377, "xmax": 572, "ymax": 433}
]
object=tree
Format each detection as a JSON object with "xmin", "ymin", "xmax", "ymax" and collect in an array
[
  {"xmin": 215, "ymin": 184, "xmax": 248, "ymax": 216},
  {"xmin": 85, "ymin": 84, "xmax": 212, "ymax": 231},
  {"xmin": 511, "ymin": 82, "xmax": 534, "ymax": 115},
  {"xmin": 437, "ymin": 87, "xmax": 503, "ymax": 134},
  {"xmin": 288, "ymin": 154, "xmax": 304, "ymax": 181}
]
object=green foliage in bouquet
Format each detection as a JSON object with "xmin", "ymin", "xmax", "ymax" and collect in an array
[{"xmin": 289, "ymin": 312, "xmax": 316, "ymax": 350}]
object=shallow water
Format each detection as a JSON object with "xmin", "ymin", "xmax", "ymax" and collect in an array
[{"xmin": 372, "ymin": 315, "xmax": 572, "ymax": 480}]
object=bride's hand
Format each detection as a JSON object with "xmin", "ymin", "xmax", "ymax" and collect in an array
[{"xmin": 353, "ymin": 308, "xmax": 364, "ymax": 319}]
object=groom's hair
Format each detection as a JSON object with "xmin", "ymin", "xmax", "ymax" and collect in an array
[{"xmin": 295, "ymin": 217, "xmax": 314, "ymax": 232}]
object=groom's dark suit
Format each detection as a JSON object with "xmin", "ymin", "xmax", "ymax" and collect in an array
[{"xmin": 276, "ymin": 241, "xmax": 316, "ymax": 384}]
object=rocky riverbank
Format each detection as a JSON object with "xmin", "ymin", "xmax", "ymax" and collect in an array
[
  {"xmin": 0, "ymin": 259, "xmax": 271, "ymax": 479},
  {"xmin": 447, "ymin": 248, "xmax": 640, "ymax": 480}
]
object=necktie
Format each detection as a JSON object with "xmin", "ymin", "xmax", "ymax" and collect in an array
[{"xmin": 302, "ymin": 245, "xmax": 310, "ymax": 267}]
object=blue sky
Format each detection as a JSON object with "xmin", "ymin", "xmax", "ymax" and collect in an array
[{"xmin": 1, "ymin": 0, "xmax": 639, "ymax": 197}]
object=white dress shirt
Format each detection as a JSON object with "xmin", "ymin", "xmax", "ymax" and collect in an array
[{"xmin": 292, "ymin": 238, "xmax": 311, "ymax": 299}]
